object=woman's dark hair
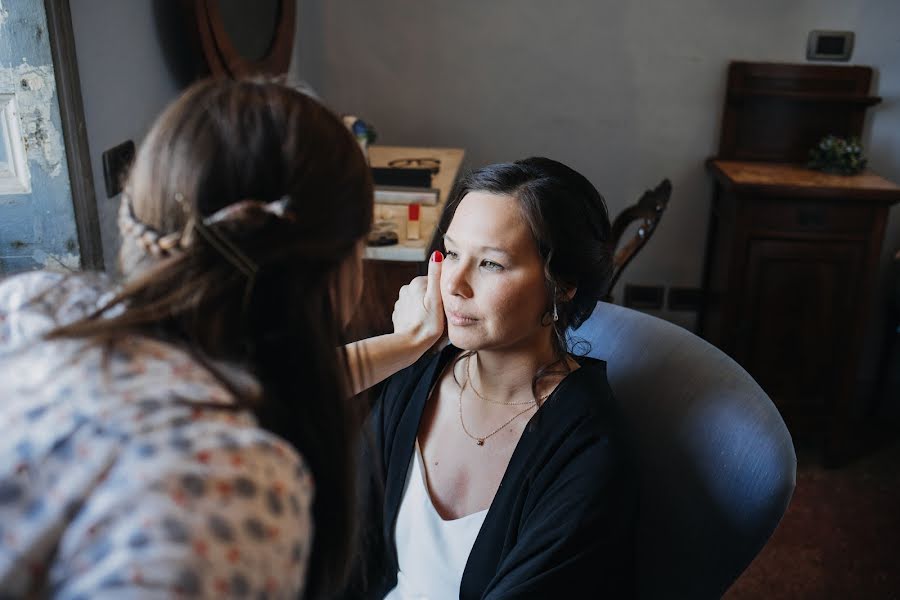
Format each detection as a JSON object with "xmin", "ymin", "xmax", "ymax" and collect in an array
[
  {"xmin": 47, "ymin": 78, "xmax": 372, "ymax": 599},
  {"xmin": 429, "ymin": 157, "xmax": 613, "ymax": 391}
]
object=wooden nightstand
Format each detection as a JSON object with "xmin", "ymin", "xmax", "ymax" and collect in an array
[{"xmin": 700, "ymin": 161, "xmax": 900, "ymax": 456}]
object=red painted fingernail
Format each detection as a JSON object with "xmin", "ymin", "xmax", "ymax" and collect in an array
[{"xmin": 431, "ymin": 251, "xmax": 443, "ymax": 263}]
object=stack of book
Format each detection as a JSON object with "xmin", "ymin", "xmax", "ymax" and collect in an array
[{"xmin": 371, "ymin": 167, "xmax": 439, "ymax": 205}]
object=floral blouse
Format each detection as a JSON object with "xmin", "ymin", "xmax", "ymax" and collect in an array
[{"xmin": 0, "ymin": 272, "xmax": 313, "ymax": 599}]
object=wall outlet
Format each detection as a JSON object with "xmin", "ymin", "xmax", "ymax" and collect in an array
[
  {"xmin": 668, "ymin": 287, "xmax": 703, "ymax": 311},
  {"xmin": 102, "ymin": 140, "xmax": 135, "ymax": 198},
  {"xmin": 623, "ymin": 284, "xmax": 665, "ymax": 310},
  {"xmin": 807, "ymin": 30, "xmax": 854, "ymax": 62}
]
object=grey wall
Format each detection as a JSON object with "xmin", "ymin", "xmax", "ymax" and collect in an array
[
  {"xmin": 0, "ymin": 0, "xmax": 80, "ymax": 273},
  {"xmin": 69, "ymin": 0, "xmax": 183, "ymax": 272},
  {"xmin": 70, "ymin": 0, "xmax": 312, "ymax": 274},
  {"xmin": 56, "ymin": 0, "xmax": 900, "ymax": 384},
  {"xmin": 295, "ymin": 0, "xmax": 900, "ymax": 379}
]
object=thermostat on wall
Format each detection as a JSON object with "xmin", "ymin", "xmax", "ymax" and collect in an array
[{"xmin": 807, "ymin": 30, "xmax": 854, "ymax": 62}]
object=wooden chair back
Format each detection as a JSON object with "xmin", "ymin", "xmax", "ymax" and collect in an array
[{"xmin": 606, "ymin": 179, "xmax": 672, "ymax": 301}]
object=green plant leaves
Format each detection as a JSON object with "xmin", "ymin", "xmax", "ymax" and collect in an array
[{"xmin": 808, "ymin": 134, "xmax": 868, "ymax": 175}]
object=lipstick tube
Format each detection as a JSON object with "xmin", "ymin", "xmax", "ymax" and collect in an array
[{"xmin": 407, "ymin": 203, "xmax": 421, "ymax": 240}]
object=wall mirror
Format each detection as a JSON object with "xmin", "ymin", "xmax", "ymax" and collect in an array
[{"xmin": 185, "ymin": 0, "xmax": 295, "ymax": 78}]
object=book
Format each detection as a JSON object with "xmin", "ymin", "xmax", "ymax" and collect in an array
[
  {"xmin": 374, "ymin": 185, "xmax": 440, "ymax": 205},
  {"xmin": 371, "ymin": 166, "xmax": 433, "ymax": 188}
]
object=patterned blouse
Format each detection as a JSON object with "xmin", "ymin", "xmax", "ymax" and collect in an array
[{"xmin": 0, "ymin": 272, "xmax": 313, "ymax": 599}]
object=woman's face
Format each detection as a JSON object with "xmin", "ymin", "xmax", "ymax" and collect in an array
[{"xmin": 441, "ymin": 191, "xmax": 550, "ymax": 353}]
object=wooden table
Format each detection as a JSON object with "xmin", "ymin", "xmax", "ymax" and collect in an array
[
  {"xmin": 700, "ymin": 159, "xmax": 900, "ymax": 464},
  {"xmin": 352, "ymin": 145, "xmax": 465, "ymax": 337}
]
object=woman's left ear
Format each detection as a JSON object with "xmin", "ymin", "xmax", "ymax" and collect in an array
[{"xmin": 563, "ymin": 286, "xmax": 577, "ymax": 301}]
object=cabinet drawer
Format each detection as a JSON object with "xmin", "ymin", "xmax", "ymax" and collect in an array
[{"xmin": 745, "ymin": 200, "xmax": 873, "ymax": 235}]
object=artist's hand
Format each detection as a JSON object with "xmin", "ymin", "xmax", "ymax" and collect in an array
[{"xmin": 392, "ymin": 251, "xmax": 446, "ymax": 352}]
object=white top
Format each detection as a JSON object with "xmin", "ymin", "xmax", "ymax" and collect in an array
[{"xmin": 384, "ymin": 444, "xmax": 488, "ymax": 600}]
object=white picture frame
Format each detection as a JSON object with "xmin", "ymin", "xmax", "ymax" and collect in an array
[{"xmin": 0, "ymin": 93, "xmax": 32, "ymax": 195}]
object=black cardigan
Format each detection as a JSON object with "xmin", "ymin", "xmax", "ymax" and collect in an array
[{"xmin": 347, "ymin": 346, "xmax": 637, "ymax": 599}]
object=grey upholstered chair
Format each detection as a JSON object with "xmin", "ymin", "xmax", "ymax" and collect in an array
[{"xmin": 569, "ymin": 301, "xmax": 796, "ymax": 599}]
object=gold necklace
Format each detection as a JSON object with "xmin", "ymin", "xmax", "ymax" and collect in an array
[
  {"xmin": 466, "ymin": 354, "xmax": 539, "ymax": 406},
  {"xmin": 457, "ymin": 378, "xmax": 537, "ymax": 446}
]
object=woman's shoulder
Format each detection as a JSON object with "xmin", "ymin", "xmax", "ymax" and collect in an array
[
  {"xmin": 552, "ymin": 355, "xmax": 614, "ymax": 412},
  {"xmin": 372, "ymin": 345, "xmax": 459, "ymax": 438},
  {"xmin": 0, "ymin": 271, "xmax": 111, "ymax": 351},
  {"xmin": 381, "ymin": 344, "xmax": 459, "ymax": 400},
  {"xmin": 46, "ymin": 401, "xmax": 312, "ymax": 597},
  {"xmin": 532, "ymin": 355, "xmax": 626, "ymax": 457},
  {"xmin": 572, "ymin": 354, "xmax": 609, "ymax": 380},
  {"xmin": 526, "ymin": 357, "xmax": 632, "ymax": 492},
  {"xmin": 0, "ymin": 270, "xmax": 109, "ymax": 308}
]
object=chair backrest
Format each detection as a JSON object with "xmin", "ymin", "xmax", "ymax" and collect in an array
[
  {"xmin": 606, "ymin": 179, "xmax": 672, "ymax": 300},
  {"xmin": 569, "ymin": 301, "xmax": 796, "ymax": 599}
]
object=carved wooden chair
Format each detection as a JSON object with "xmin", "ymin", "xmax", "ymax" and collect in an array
[{"xmin": 605, "ymin": 179, "xmax": 672, "ymax": 302}]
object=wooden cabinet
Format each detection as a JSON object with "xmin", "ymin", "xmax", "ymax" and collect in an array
[
  {"xmin": 740, "ymin": 238, "xmax": 862, "ymax": 407},
  {"xmin": 700, "ymin": 62, "xmax": 900, "ymax": 463},
  {"xmin": 700, "ymin": 161, "xmax": 900, "ymax": 460},
  {"xmin": 353, "ymin": 259, "xmax": 423, "ymax": 337}
]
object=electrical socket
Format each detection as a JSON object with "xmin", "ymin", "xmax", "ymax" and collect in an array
[
  {"xmin": 668, "ymin": 287, "xmax": 703, "ymax": 312},
  {"xmin": 102, "ymin": 140, "xmax": 135, "ymax": 198},
  {"xmin": 623, "ymin": 284, "xmax": 665, "ymax": 310}
]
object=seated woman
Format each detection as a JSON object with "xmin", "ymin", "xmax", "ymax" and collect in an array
[
  {"xmin": 347, "ymin": 157, "xmax": 638, "ymax": 599},
  {"xmin": 0, "ymin": 79, "xmax": 371, "ymax": 598}
]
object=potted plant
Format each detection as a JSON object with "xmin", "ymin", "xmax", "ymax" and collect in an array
[{"xmin": 807, "ymin": 134, "xmax": 868, "ymax": 175}]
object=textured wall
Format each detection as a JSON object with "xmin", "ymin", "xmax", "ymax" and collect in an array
[
  {"xmin": 0, "ymin": 0, "xmax": 79, "ymax": 273},
  {"xmin": 294, "ymin": 0, "xmax": 900, "ymax": 377}
]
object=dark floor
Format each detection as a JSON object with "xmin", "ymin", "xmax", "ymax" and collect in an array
[{"xmin": 725, "ymin": 419, "xmax": 900, "ymax": 600}]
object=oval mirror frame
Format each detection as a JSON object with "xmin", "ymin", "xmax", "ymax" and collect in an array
[{"xmin": 192, "ymin": 0, "xmax": 295, "ymax": 78}]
